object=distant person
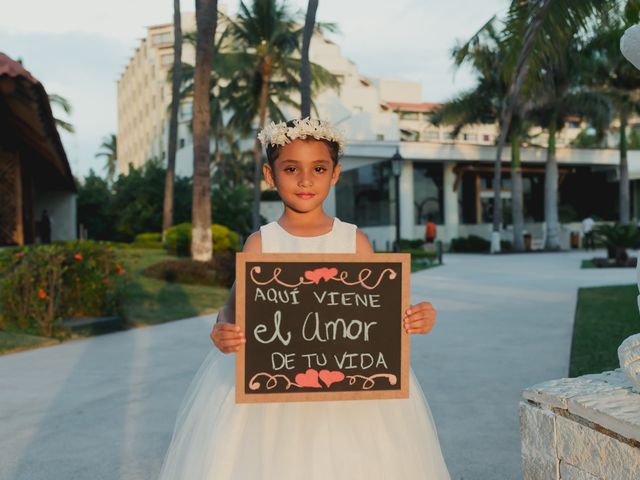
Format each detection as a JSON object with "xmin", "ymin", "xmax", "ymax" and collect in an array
[
  {"xmin": 582, "ymin": 216, "xmax": 595, "ymax": 250},
  {"xmin": 425, "ymin": 215, "xmax": 437, "ymax": 244},
  {"xmin": 40, "ymin": 210, "xmax": 51, "ymax": 244}
]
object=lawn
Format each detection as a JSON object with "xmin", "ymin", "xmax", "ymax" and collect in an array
[
  {"xmin": 569, "ymin": 284, "xmax": 640, "ymax": 377},
  {"xmin": 118, "ymin": 249, "xmax": 230, "ymax": 327}
]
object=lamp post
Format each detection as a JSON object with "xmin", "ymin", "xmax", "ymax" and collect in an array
[{"xmin": 390, "ymin": 148, "xmax": 403, "ymax": 252}]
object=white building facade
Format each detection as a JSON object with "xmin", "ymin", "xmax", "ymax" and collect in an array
[{"xmin": 117, "ymin": 9, "xmax": 639, "ymax": 250}]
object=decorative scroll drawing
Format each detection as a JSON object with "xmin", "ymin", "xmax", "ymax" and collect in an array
[
  {"xmin": 250, "ymin": 266, "xmax": 397, "ymax": 290},
  {"xmin": 330, "ymin": 269, "xmax": 397, "ymax": 290},
  {"xmin": 248, "ymin": 372, "xmax": 302, "ymax": 391},
  {"xmin": 346, "ymin": 374, "xmax": 398, "ymax": 390}
]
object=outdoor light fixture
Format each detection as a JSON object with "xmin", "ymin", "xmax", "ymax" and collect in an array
[{"xmin": 390, "ymin": 148, "xmax": 403, "ymax": 252}]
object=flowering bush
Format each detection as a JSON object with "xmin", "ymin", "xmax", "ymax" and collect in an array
[{"xmin": 0, "ymin": 241, "xmax": 127, "ymax": 337}]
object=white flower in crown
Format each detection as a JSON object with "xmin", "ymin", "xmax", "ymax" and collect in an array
[{"xmin": 257, "ymin": 117, "xmax": 345, "ymax": 155}]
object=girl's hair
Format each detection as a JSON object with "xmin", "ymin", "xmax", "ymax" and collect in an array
[{"xmin": 265, "ymin": 120, "xmax": 341, "ymax": 168}]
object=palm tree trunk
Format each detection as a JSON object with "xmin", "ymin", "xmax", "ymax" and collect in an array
[
  {"xmin": 620, "ymin": 114, "xmax": 630, "ymax": 224},
  {"xmin": 511, "ymin": 131, "xmax": 525, "ymax": 251},
  {"xmin": 162, "ymin": 0, "xmax": 182, "ymax": 242},
  {"xmin": 251, "ymin": 66, "xmax": 272, "ymax": 231},
  {"xmin": 544, "ymin": 117, "xmax": 560, "ymax": 249},
  {"xmin": 491, "ymin": 0, "xmax": 553, "ymax": 253},
  {"xmin": 300, "ymin": 0, "xmax": 318, "ymax": 118},
  {"xmin": 192, "ymin": 0, "xmax": 218, "ymax": 261}
]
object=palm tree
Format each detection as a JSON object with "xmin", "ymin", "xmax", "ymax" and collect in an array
[
  {"xmin": 435, "ymin": 20, "xmax": 529, "ymax": 250},
  {"xmin": 488, "ymin": 0, "xmax": 622, "ymax": 251},
  {"xmin": 95, "ymin": 134, "xmax": 118, "ymax": 184},
  {"xmin": 191, "ymin": 0, "xmax": 218, "ymax": 262},
  {"xmin": 585, "ymin": 17, "xmax": 640, "ymax": 224},
  {"xmin": 300, "ymin": 0, "xmax": 319, "ymax": 117},
  {"xmin": 528, "ymin": 49, "xmax": 612, "ymax": 249},
  {"xmin": 225, "ymin": 0, "xmax": 338, "ymax": 231},
  {"xmin": 48, "ymin": 93, "xmax": 74, "ymax": 133},
  {"xmin": 162, "ymin": 0, "xmax": 183, "ymax": 242}
]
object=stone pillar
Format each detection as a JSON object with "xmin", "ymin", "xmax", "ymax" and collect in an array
[
  {"xmin": 443, "ymin": 161, "xmax": 459, "ymax": 243},
  {"xmin": 399, "ymin": 159, "xmax": 414, "ymax": 240}
]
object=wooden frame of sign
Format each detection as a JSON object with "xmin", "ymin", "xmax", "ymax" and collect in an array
[{"xmin": 235, "ymin": 252, "xmax": 410, "ymax": 403}]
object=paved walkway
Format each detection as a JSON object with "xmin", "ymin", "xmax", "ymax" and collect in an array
[{"xmin": 0, "ymin": 250, "xmax": 635, "ymax": 480}]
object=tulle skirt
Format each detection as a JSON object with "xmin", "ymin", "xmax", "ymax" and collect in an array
[{"xmin": 158, "ymin": 348, "xmax": 450, "ymax": 480}]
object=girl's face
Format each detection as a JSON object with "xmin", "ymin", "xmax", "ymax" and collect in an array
[{"xmin": 263, "ymin": 139, "xmax": 341, "ymax": 214}]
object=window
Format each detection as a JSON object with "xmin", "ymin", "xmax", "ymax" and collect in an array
[
  {"xmin": 336, "ymin": 162, "xmax": 392, "ymax": 227},
  {"xmin": 179, "ymin": 138, "xmax": 185, "ymax": 149},
  {"xmin": 376, "ymin": 134, "xmax": 384, "ymax": 141},
  {"xmin": 421, "ymin": 131, "xmax": 440, "ymax": 141},
  {"xmin": 161, "ymin": 54, "xmax": 173, "ymax": 66},
  {"xmin": 463, "ymin": 133, "xmax": 478, "ymax": 142},
  {"xmin": 400, "ymin": 112, "xmax": 419, "ymax": 121},
  {"xmin": 413, "ymin": 163, "xmax": 443, "ymax": 224},
  {"xmin": 152, "ymin": 32, "xmax": 172, "ymax": 46},
  {"xmin": 482, "ymin": 134, "xmax": 491, "ymax": 142},
  {"xmin": 180, "ymin": 101, "xmax": 193, "ymax": 120}
]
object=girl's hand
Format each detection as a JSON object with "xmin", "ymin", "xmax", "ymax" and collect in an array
[
  {"xmin": 210, "ymin": 323, "xmax": 246, "ymax": 354},
  {"xmin": 403, "ymin": 302, "xmax": 436, "ymax": 335}
]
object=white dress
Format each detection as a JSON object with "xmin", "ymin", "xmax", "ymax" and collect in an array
[{"xmin": 158, "ymin": 217, "xmax": 450, "ymax": 480}]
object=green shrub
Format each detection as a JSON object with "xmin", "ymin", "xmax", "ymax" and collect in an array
[
  {"xmin": 399, "ymin": 248, "xmax": 438, "ymax": 260},
  {"xmin": 450, "ymin": 235, "xmax": 511, "ymax": 253},
  {"xmin": 142, "ymin": 254, "xmax": 235, "ymax": 288},
  {"xmin": 164, "ymin": 223, "xmax": 241, "ymax": 256},
  {"xmin": 133, "ymin": 232, "xmax": 163, "ymax": 249},
  {"xmin": 398, "ymin": 238, "xmax": 427, "ymax": 249},
  {"xmin": 0, "ymin": 242, "xmax": 127, "ymax": 337}
]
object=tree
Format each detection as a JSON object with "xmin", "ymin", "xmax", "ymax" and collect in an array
[
  {"xmin": 95, "ymin": 133, "xmax": 118, "ymax": 184},
  {"xmin": 488, "ymin": 0, "xmax": 619, "ymax": 251},
  {"xmin": 434, "ymin": 20, "xmax": 529, "ymax": 250},
  {"xmin": 585, "ymin": 10, "xmax": 640, "ymax": 224},
  {"xmin": 528, "ymin": 49, "xmax": 612, "ymax": 249},
  {"xmin": 48, "ymin": 93, "xmax": 74, "ymax": 133},
  {"xmin": 300, "ymin": 0, "xmax": 319, "ymax": 117},
  {"xmin": 76, "ymin": 171, "xmax": 115, "ymax": 240},
  {"xmin": 191, "ymin": 0, "xmax": 218, "ymax": 261},
  {"xmin": 162, "ymin": 0, "xmax": 184, "ymax": 242},
  {"xmin": 225, "ymin": 0, "xmax": 338, "ymax": 230}
]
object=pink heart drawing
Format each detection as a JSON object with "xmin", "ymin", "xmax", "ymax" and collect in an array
[
  {"xmin": 304, "ymin": 267, "xmax": 338, "ymax": 284},
  {"xmin": 319, "ymin": 369, "xmax": 345, "ymax": 388},
  {"xmin": 295, "ymin": 369, "xmax": 322, "ymax": 388}
]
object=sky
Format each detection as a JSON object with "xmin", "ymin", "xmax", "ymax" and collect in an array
[{"xmin": 0, "ymin": 0, "xmax": 508, "ymax": 177}]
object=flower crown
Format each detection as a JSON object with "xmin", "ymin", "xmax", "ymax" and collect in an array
[{"xmin": 257, "ymin": 117, "xmax": 346, "ymax": 156}]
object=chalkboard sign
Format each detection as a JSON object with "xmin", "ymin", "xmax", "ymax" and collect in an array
[{"xmin": 235, "ymin": 253, "xmax": 410, "ymax": 403}]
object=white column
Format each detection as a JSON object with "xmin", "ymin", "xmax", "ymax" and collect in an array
[
  {"xmin": 399, "ymin": 159, "xmax": 414, "ymax": 239},
  {"xmin": 443, "ymin": 161, "xmax": 459, "ymax": 242}
]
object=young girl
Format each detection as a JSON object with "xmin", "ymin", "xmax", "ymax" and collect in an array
[{"xmin": 158, "ymin": 118, "xmax": 450, "ymax": 479}]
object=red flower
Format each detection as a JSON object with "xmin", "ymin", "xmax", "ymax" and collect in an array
[
  {"xmin": 115, "ymin": 263, "xmax": 125, "ymax": 275},
  {"xmin": 38, "ymin": 289, "xmax": 47, "ymax": 299},
  {"xmin": 14, "ymin": 252, "xmax": 23, "ymax": 257},
  {"xmin": 74, "ymin": 253, "xmax": 83, "ymax": 261}
]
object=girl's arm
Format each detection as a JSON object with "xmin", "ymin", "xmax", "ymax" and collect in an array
[{"xmin": 209, "ymin": 232, "xmax": 262, "ymax": 353}]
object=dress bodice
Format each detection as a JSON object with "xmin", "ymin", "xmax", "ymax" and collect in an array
[{"xmin": 259, "ymin": 216, "xmax": 357, "ymax": 253}]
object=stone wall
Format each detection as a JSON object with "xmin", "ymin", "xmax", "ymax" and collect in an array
[{"xmin": 520, "ymin": 369, "xmax": 640, "ymax": 479}]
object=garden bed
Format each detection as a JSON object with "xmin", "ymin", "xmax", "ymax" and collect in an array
[{"xmin": 581, "ymin": 257, "xmax": 637, "ymax": 268}]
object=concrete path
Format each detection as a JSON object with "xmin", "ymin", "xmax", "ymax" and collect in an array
[{"xmin": 0, "ymin": 250, "xmax": 635, "ymax": 480}]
